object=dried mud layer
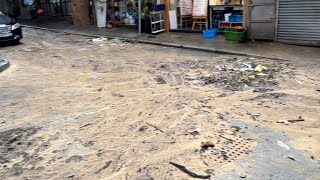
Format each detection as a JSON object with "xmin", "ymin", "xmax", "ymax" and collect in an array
[{"xmin": 0, "ymin": 28, "xmax": 319, "ymax": 179}]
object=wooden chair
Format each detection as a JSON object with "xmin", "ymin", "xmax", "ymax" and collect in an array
[
  {"xmin": 180, "ymin": 15, "xmax": 192, "ymax": 29},
  {"xmin": 192, "ymin": 16, "xmax": 208, "ymax": 30}
]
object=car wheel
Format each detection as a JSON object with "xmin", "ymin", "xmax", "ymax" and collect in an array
[
  {"xmin": 8, "ymin": 39, "xmax": 20, "ymax": 46},
  {"xmin": 13, "ymin": 39, "xmax": 20, "ymax": 45}
]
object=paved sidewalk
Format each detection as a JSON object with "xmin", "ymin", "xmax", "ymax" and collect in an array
[{"xmin": 20, "ymin": 17, "xmax": 320, "ymax": 64}]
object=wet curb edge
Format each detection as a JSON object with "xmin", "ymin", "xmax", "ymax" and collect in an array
[{"xmin": 22, "ymin": 25, "xmax": 290, "ymax": 61}]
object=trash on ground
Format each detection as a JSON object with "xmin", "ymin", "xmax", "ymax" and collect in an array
[
  {"xmin": 90, "ymin": 75, "xmax": 101, "ymax": 80},
  {"xmin": 201, "ymin": 141, "xmax": 215, "ymax": 151},
  {"xmin": 92, "ymin": 37, "xmax": 108, "ymax": 42},
  {"xmin": 219, "ymin": 135, "xmax": 234, "ymax": 142},
  {"xmin": 288, "ymin": 156, "xmax": 295, "ymax": 161},
  {"xmin": 253, "ymin": 87, "xmax": 274, "ymax": 93},
  {"xmin": 201, "ymin": 58, "xmax": 279, "ymax": 91},
  {"xmin": 277, "ymin": 140, "xmax": 290, "ymax": 150},
  {"xmin": 277, "ymin": 116, "xmax": 304, "ymax": 125},
  {"xmin": 188, "ymin": 128, "xmax": 201, "ymax": 136},
  {"xmin": 169, "ymin": 162, "xmax": 211, "ymax": 179},
  {"xmin": 231, "ymin": 126, "xmax": 241, "ymax": 132},
  {"xmin": 221, "ymin": 151, "xmax": 229, "ymax": 160},
  {"xmin": 255, "ymin": 65, "xmax": 268, "ymax": 72},
  {"xmin": 251, "ymin": 114, "xmax": 261, "ymax": 121},
  {"xmin": 95, "ymin": 161, "xmax": 112, "ymax": 174},
  {"xmin": 146, "ymin": 122, "xmax": 164, "ymax": 133},
  {"xmin": 240, "ymin": 174, "xmax": 247, "ymax": 178},
  {"xmin": 78, "ymin": 48, "xmax": 89, "ymax": 51}
]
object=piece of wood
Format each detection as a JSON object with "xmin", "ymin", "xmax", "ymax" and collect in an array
[
  {"xmin": 219, "ymin": 135, "xmax": 234, "ymax": 142},
  {"xmin": 169, "ymin": 162, "xmax": 211, "ymax": 179},
  {"xmin": 95, "ymin": 161, "xmax": 112, "ymax": 174},
  {"xmin": 146, "ymin": 122, "xmax": 164, "ymax": 133},
  {"xmin": 165, "ymin": 0, "xmax": 171, "ymax": 32},
  {"xmin": 288, "ymin": 119, "xmax": 305, "ymax": 122}
]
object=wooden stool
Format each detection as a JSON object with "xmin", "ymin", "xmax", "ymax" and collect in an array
[
  {"xmin": 192, "ymin": 16, "xmax": 208, "ymax": 30},
  {"xmin": 180, "ymin": 15, "xmax": 192, "ymax": 29}
]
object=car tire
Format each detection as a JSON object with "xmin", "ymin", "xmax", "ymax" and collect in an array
[
  {"xmin": 13, "ymin": 39, "xmax": 20, "ymax": 45},
  {"xmin": 8, "ymin": 39, "xmax": 20, "ymax": 46}
]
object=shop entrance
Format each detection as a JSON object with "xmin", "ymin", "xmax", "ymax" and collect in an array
[
  {"xmin": 169, "ymin": 0, "xmax": 244, "ymax": 33},
  {"xmin": 38, "ymin": 0, "xmax": 71, "ymax": 17}
]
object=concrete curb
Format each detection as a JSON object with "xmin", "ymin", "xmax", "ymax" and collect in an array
[{"xmin": 22, "ymin": 25, "xmax": 290, "ymax": 61}]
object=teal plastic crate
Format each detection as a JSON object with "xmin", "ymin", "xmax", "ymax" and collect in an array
[{"xmin": 224, "ymin": 27, "xmax": 247, "ymax": 42}]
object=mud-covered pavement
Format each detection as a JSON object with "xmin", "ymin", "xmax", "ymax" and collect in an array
[{"xmin": 0, "ymin": 28, "xmax": 319, "ymax": 180}]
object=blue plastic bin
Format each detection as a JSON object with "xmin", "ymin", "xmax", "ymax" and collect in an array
[
  {"xmin": 229, "ymin": 15, "xmax": 243, "ymax": 22},
  {"xmin": 203, "ymin": 29, "xmax": 217, "ymax": 38}
]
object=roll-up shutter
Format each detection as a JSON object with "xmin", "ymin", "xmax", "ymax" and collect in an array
[{"xmin": 277, "ymin": 0, "xmax": 320, "ymax": 45}]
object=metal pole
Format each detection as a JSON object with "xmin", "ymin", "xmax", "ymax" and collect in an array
[{"xmin": 138, "ymin": 0, "xmax": 141, "ymax": 34}]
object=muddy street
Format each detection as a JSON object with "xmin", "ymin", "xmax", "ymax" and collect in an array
[{"xmin": 0, "ymin": 28, "xmax": 319, "ymax": 180}]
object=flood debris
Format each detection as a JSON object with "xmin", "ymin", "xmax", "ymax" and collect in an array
[
  {"xmin": 79, "ymin": 123, "xmax": 93, "ymax": 129},
  {"xmin": 255, "ymin": 65, "xmax": 268, "ymax": 73},
  {"xmin": 288, "ymin": 156, "xmax": 295, "ymax": 161},
  {"xmin": 251, "ymin": 114, "xmax": 261, "ymax": 121},
  {"xmin": 145, "ymin": 122, "xmax": 164, "ymax": 133},
  {"xmin": 188, "ymin": 128, "xmax": 201, "ymax": 137},
  {"xmin": 201, "ymin": 59, "xmax": 279, "ymax": 91},
  {"xmin": 277, "ymin": 140, "xmax": 290, "ymax": 150},
  {"xmin": 95, "ymin": 161, "xmax": 112, "ymax": 174},
  {"xmin": 231, "ymin": 126, "xmax": 241, "ymax": 132},
  {"xmin": 92, "ymin": 37, "xmax": 108, "ymax": 42},
  {"xmin": 219, "ymin": 135, "xmax": 234, "ymax": 142},
  {"xmin": 65, "ymin": 155, "xmax": 82, "ymax": 163},
  {"xmin": 221, "ymin": 151, "xmax": 229, "ymax": 160},
  {"xmin": 248, "ymin": 93, "xmax": 288, "ymax": 101},
  {"xmin": 201, "ymin": 141, "xmax": 215, "ymax": 151},
  {"xmin": 240, "ymin": 174, "xmax": 247, "ymax": 178},
  {"xmin": 253, "ymin": 87, "xmax": 274, "ymax": 93},
  {"xmin": 277, "ymin": 116, "xmax": 305, "ymax": 125},
  {"xmin": 169, "ymin": 162, "xmax": 211, "ymax": 179}
]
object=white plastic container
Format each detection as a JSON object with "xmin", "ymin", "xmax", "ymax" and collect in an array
[{"xmin": 224, "ymin": 13, "xmax": 232, "ymax": 22}]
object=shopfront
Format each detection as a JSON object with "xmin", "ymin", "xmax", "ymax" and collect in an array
[
  {"xmin": 168, "ymin": 0, "xmax": 245, "ymax": 32},
  {"xmin": 276, "ymin": 0, "xmax": 320, "ymax": 46},
  {"xmin": 102, "ymin": 0, "xmax": 246, "ymax": 34},
  {"xmin": 92, "ymin": 0, "xmax": 166, "ymax": 34}
]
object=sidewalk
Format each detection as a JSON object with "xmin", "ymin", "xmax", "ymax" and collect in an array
[{"xmin": 20, "ymin": 17, "xmax": 320, "ymax": 64}]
